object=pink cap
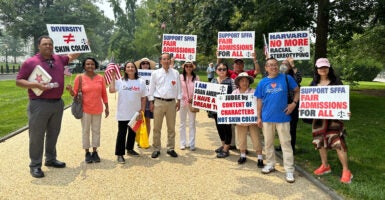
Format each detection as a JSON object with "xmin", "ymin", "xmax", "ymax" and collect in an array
[{"xmin": 315, "ymin": 58, "xmax": 330, "ymax": 68}]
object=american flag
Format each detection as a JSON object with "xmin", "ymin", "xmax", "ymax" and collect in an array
[
  {"xmin": 263, "ymin": 34, "xmax": 269, "ymax": 58},
  {"xmin": 64, "ymin": 66, "xmax": 72, "ymax": 76},
  {"xmin": 104, "ymin": 63, "xmax": 121, "ymax": 85}
]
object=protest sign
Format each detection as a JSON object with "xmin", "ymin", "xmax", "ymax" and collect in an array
[
  {"xmin": 162, "ymin": 34, "xmax": 197, "ymax": 61},
  {"xmin": 268, "ymin": 30, "xmax": 310, "ymax": 61},
  {"xmin": 47, "ymin": 24, "xmax": 91, "ymax": 54},
  {"xmin": 192, "ymin": 81, "xmax": 228, "ymax": 112},
  {"xmin": 217, "ymin": 31, "xmax": 255, "ymax": 59},
  {"xmin": 299, "ymin": 85, "xmax": 350, "ymax": 120},
  {"xmin": 216, "ymin": 94, "xmax": 257, "ymax": 124},
  {"xmin": 138, "ymin": 69, "xmax": 153, "ymax": 91}
]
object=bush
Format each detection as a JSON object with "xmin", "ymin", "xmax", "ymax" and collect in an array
[{"xmin": 342, "ymin": 59, "xmax": 383, "ymax": 84}]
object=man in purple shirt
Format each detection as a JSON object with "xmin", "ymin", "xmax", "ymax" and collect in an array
[{"xmin": 16, "ymin": 35, "xmax": 79, "ymax": 178}]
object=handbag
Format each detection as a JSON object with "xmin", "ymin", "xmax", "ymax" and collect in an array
[
  {"xmin": 71, "ymin": 75, "xmax": 83, "ymax": 119},
  {"xmin": 185, "ymin": 79, "xmax": 199, "ymax": 113},
  {"xmin": 134, "ymin": 112, "xmax": 150, "ymax": 148}
]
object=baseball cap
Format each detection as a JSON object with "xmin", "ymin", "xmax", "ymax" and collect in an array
[
  {"xmin": 315, "ymin": 58, "xmax": 330, "ymax": 68},
  {"xmin": 233, "ymin": 58, "xmax": 244, "ymax": 63}
]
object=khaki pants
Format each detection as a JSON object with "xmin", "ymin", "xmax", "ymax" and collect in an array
[
  {"xmin": 81, "ymin": 113, "xmax": 102, "ymax": 149},
  {"xmin": 152, "ymin": 100, "xmax": 177, "ymax": 151},
  {"xmin": 262, "ymin": 122, "xmax": 294, "ymax": 173},
  {"xmin": 236, "ymin": 124, "xmax": 262, "ymax": 152}
]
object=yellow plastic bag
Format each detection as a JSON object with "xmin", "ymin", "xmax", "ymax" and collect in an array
[{"xmin": 135, "ymin": 112, "xmax": 150, "ymax": 148}]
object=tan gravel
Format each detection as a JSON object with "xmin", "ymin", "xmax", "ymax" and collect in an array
[{"xmin": 0, "ymin": 93, "xmax": 332, "ymax": 200}]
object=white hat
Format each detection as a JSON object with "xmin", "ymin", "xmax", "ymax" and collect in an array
[
  {"xmin": 182, "ymin": 60, "xmax": 196, "ymax": 69},
  {"xmin": 135, "ymin": 58, "xmax": 156, "ymax": 69},
  {"xmin": 235, "ymin": 72, "xmax": 254, "ymax": 87}
]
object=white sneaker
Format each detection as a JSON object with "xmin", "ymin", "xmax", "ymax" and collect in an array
[
  {"xmin": 180, "ymin": 146, "xmax": 186, "ymax": 150},
  {"xmin": 261, "ymin": 165, "xmax": 275, "ymax": 174},
  {"xmin": 286, "ymin": 172, "xmax": 295, "ymax": 183}
]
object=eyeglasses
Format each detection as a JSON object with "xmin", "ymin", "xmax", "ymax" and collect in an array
[
  {"xmin": 47, "ymin": 59, "xmax": 53, "ymax": 68},
  {"xmin": 217, "ymin": 68, "xmax": 227, "ymax": 71}
]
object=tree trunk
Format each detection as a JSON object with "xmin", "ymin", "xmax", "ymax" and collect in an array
[
  {"xmin": 314, "ymin": 0, "xmax": 330, "ymax": 63},
  {"xmin": 33, "ymin": 35, "xmax": 39, "ymax": 54}
]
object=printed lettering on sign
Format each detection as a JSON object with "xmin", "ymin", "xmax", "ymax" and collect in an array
[
  {"xmin": 47, "ymin": 24, "xmax": 91, "ymax": 54},
  {"xmin": 299, "ymin": 85, "xmax": 350, "ymax": 120}
]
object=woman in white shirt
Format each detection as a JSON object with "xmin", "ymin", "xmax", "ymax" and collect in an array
[{"xmin": 109, "ymin": 61, "xmax": 147, "ymax": 164}]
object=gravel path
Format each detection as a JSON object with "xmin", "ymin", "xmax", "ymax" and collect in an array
[{"xmin": 0, "ymin": 93, "xmax": 333, "ymax": 199}]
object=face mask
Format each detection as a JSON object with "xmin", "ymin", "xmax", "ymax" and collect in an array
[{"xmin": 279, "ymin": 64, "xmax": 288, "ymax": 73}]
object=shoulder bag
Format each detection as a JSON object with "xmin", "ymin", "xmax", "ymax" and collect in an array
[{"xmin": 71, "ymin": 75, "xmax": 83, "ymax": 119}]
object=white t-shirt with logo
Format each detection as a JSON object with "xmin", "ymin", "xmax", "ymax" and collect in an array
[{"xmin": 115, "ymin": 78, "xmax": 147, "ymax": 121}]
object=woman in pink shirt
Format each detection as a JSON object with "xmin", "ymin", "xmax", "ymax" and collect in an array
[
  {"xmin": 66, "ymin": 57, "xmax": 109, "ymax": 163},
  {"xmin": 179, "ymin": 60, "xmax": 200, "ymax": 151}
]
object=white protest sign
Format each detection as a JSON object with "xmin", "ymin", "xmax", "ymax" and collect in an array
[
  {"xmin": 138, "ymin": 69, "xmax": 153, "ymax": 91},
  {"xmin": 299, "ymin": 85, "xmax": 350, "ymax": 120},
  {"xmin": 268, "ymin": 30, "xmax": 310, "ymax": 61},
  {"xmin": 217, "ymin": 31, "xmax": 255, "ymax": 59},
  {"xmin": 162, "ymin": 34, "xmax": 197, "ymax": 61},
  {"xmin": 192, "ymin": 81, "xmax": 228, "ymax": 112},
  {"xmin": 47, "ymin": 24, "xmax": 91, "ymax": 55},
  {"xmin": 216, "ymin": 94, "xmax": 257, "ymax": 124}
]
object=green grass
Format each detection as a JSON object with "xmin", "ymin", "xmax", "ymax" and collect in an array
[
  {"xmin": 0, "ymin": 74, "xmax": 79, "ymax": 136},
  {"xmin": 2, "ymin": 71, "xmax": 385, "ymax": 199}
]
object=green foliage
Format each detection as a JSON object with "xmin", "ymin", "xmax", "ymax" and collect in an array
[
  {"xmin": 0, "ymin": 0, "xmax": 113, "ymax": 60},
  {"xmin": 342, "ymin": 59, "xmax": 383, "ymax": 86}
]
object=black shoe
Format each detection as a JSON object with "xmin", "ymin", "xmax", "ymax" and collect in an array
[
  {"xmin": 215, "ymin": 146, "xmax": 223, "ymax": 153},
  {"xmin": 85, "ymin": 152, "xmax": 92, "ymax": 163},
  {"xmin": 217, "ymin": 151, "xmax": 229, "ymax": 158},
  {"xmin": 257, "ymin": 159, "xmax": 264, "ymax": 168},
  {"xmin": 117, "ymin": 156, "xmax": 125, "ymax": 164},
  {"xmin": 229, "ymin": 145, "xmax": 237, "ymax": 151},
  {"xmin": 30, "ymin": 168, "xmax": 44, "ymax": 178},
  {"xmin": 238, "ymin": 157, "xmax": 247, "ymax": 164},
  {"xmin": 167, "ymin": 149, "xmax": 178, "ymax": 157},
  {"xmin": 151, "ymin": 151, "xmax": 160, "ymax": 158},
  {"xmin": 45, "ymin": 160, "xmax": 66, "ymax": 168},
  {"xmin": 127, "ymin": 149, "xmax": 140, "ymax": 156},
  {"xmin": 275, "ymin": 146, "xmax": 282, "ymax": 151},
  {"xmin": 91, "ymin": 152, "xmax": 100, "ymax": 163}
]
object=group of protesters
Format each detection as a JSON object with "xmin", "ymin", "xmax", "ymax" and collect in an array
[{"xmin": 16, "ymin": 35, "xmax": 352, "ymax": 185}]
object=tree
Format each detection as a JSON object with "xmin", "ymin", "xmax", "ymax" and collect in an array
[
  {"xmin": 0, "ymin": 31, "xmax": 26, "ymax": 64},
  {"xmin": 0, "ymin": 0, "xmax": 113, "ymax": 60},
  {"xmin": 108, "ymin": 0, "xmax": 137, "ymax": 62}
]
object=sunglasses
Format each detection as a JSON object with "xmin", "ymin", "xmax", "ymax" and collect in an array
[
  {"xmin": 217, "ymin": 68, "xmax": 227, "ymax": 71},
  {"xmin": 141, "ymin": 62, "xmax": 149, "ymax": 65},
  {"xmin": 47, "ymin": 59, "xmax": 54, "ymax": 68},
  {"xmin": 185, "ymin": 65, "xmax": 193, "ymax": 68}
]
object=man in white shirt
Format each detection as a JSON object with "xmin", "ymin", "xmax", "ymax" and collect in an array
[{"xmin": 148, "ymin": 53, "xmax": 182, "ymax": 158}]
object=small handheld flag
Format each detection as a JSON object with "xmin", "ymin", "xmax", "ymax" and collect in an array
[
  {"xmin": 104, "ymin": 63, "xmax": 121, "ymax": 85},
  {"xmin": 64, "ymin": 67, "xmax": 72, "ymax": 76}
]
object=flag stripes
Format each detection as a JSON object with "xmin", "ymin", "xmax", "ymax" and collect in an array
[{"xmin": 104, "ymin": 63, "xmax": 121, "ymax": 85}]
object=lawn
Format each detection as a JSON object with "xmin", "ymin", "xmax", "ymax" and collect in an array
[
  {"xmin": 0, "ymin": 73, "xmax": 79, "ymax": 136},
  {"xmin": 1, "ymin": 71, "xmax": 385, "ymax": 199}
]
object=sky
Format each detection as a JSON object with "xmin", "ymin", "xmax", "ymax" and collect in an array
[{"xmin": 95, "ymin": 1, "xmax": 116, "ymax": 20}]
